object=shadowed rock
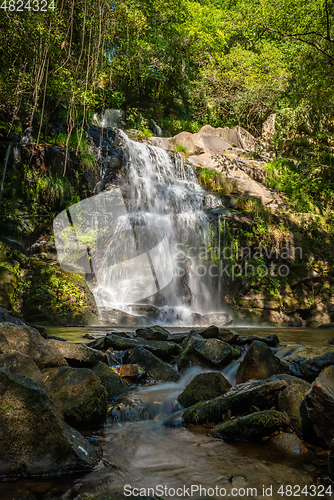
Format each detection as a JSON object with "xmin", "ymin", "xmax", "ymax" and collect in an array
[
  {"xmin": 0, "ymin": 369, "xmax": 99, "ymax": 476},
  {"xmin": 305, "ymin": 365, "xmax": 334, "ymax": 447},
  {"xmin": 178, "ymin": 372, "xmax": 231, "ymax": 408},
  {"xmin": 0, "ymin": 324, "xmax": 68, "ymax": 369},
  {"xmin": 92, "ymin": 361, "xmax": 130, "ymax": 402},
  {"xmin": 278, "ymin": 379, "xmax": 311, "ymax": 438},
  {"xmin": 281, "ymin": 346, "xmax": 334, "ymax": 382},
  {"xmin": 211, "ymin": 410, "xmax": 290, "ymax": 441},
  {"xmin": 104, "ymin": 333, "xmax": 180, "ymax": 360},
  {"xmin": 237, "ymin": 340, "xmax": 282, "ymax": 383},
  {"xmin": 48, "ymin": 339, "xmax": 106, "ymax": 368},
  {"xmin": 43, "ymin": 366, "xmax": 108, "ymax": 429},
  {"xmin": 182, "ymin": 378, "xmax": 288, "ymax": 426},
  {"xmin": 128, "ymin": 346, "xmax": 179, "ymax": 383}
]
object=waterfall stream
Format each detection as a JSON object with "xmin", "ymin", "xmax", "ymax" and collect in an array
[{"xmin": 91, "ymin": 131, "xmax": 215, "ymax": 324}]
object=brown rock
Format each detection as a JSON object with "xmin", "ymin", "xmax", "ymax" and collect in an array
[{"xmin": 237, "ymin": 340, "xmax": 281, "ymax": 383}]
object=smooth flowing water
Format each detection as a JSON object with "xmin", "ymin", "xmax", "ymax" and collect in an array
[
  {"xmin": 91, "ymin": 131, "xmax": 214, "ymax": 323},
  {"xmin": 3, "ymin": 327, "xmax": 333, "ymax": 500}
]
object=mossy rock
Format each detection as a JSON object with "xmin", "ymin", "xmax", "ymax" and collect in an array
[
  {"xmin": 48, "ymin": 339, "xmax": 106, "ymax": 368},
  {"xmin": 178, "ymin": 335, "xmax": 240, "ymax": 371},
  {"xmin": 278, "ymin": 380, "xmax": 311, "ymax": 438},
  {"xmin": 211, "ymin": 410, "xmax": 290, "ymax": 442},
  {"xmin": 91, "ymin": 361, "xmax": 130, "ymax": 402},
  {"xmin": 0, "ymin": 369, "xmax": 98, "ymax": 475},
  {"xmin": 22, "ymin": 260, "xmax": 98, "ymax": 325},
  {"xmin": 128, "ymin": 346, "xmax": 179, "ymax": 382},
  {"xmin": 43, "ymin": 366, "xmax": 108, "ymax": 429},
  {"xmin": 237, "ymin": 340, "xmax": 282, "ymax": 383},
  {"xmin": 178, "ymin": 372, "xmax": 231, "ymax": 408},
  {"xmin": 0, "ymin": 242, "xmax": 24, "ymax": 312},
  {"xmin": 182, "ymin": 378, "xmax": 288, "ymax": 426},
  {"xmin": 104, "ymin": 334, "xmax": 180, "ymax": 361}
]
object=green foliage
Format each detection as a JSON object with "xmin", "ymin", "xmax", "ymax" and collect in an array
[
  {"xmin": 265, "ymin": 159, "xmax": 334, "ymax": 213},
  {"xmin": 198, "ymin": 168, "xmax": 234, "ymax": 195},
  {"xmin": 174, "ymin": 144, "xmax": 189, "ymax": 154},
  {"xmin": 36, "ymin": 174, "xmax": 74, "ymax": 207}
]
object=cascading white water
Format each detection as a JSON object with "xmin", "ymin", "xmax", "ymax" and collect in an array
[{"xmin": 92, "ymin": 131, "xmax": 213, "ymax": 323}]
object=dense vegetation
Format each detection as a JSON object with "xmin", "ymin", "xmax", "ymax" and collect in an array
[{"xmin": 0, "ymin": 0, "xmax": 333, "ymax": 140}]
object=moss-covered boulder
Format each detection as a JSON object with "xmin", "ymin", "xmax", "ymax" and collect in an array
[
  {"xmin": 91, "ymin": 361, "xmax": 130, "ymax": 402},
  {"xmin": 278, "ymin": 379, "xmax": 311, "ymax": 438},
  {"xmin": 281, "ymin": 346, "xmax": 334, "ymax": 381},
  {"xmin": 0, "ymin": 369, "xmax": 99, "ymax": 476},
  {"xmin": 182, "ymin": 378, "xmax": 288, "ymax": 426},
  {"xmin": 211, "ymin": 410, "xmax": 290, "ymax": 441},
  {"xmin": 128, "ymin": 346, "xmax": 179, "ymax": 382},
  {"xmin": 0, "ymin": 242, "xmax": 25, "ymax": 312},
  {"xmin": 0, "ymin": 324, "xmax": 68, "ymax": 369},
  {"xmin": 178, "ymin": 336, "xmax": 240, "ymax": 370},
  {"xmin": 305, "ymin": 365, "xmax": 334, "ymax": 447},
  {"xmin": 48, "ymin": 339, "xmax": 106, "ymax": 368},
  {"xmin": 22, "ymin": 260, "xmax": 98, "ymax": 326},
  {"xmin": 178, "ymin": 372, "xmax": 231, "ymax": 408},
  {"xmin": 43, "ymin": 366, "xmax": 108, "ymax": 429},
  {"xmin": 105, "ymin": 334, "xmax": 180, "ymax": 361},
  {"xmin": 237, "ymin": 340, "xmax": 282, "ymax": 383}
]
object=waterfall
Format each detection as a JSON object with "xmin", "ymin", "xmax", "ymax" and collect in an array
[
  {"xmin": 91, "ymin": 131, "xmax": 213, "ymax": 323},
  {"xmin": 54, "ymin": 129, "xmax": 230, "ymax": 325}
]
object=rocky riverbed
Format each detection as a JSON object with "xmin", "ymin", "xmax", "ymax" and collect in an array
[{"xmin": 1, "ymin": 310, "xmax": 334, "ymax": 499}]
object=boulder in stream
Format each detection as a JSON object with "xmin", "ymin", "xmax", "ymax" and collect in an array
[
  {"xmin": 43, "ymin": 366, "xmax": 108, "ymax": 429},
  {"xmin": 178, "ymin": 372, "xmax": 231, "ymax": 408},
  {"xmin": 277, "ymin": 378, "xmax": 311, "ymax": 438},
  {"xmin": 211, "ymin": 410, "xmax": 290, "ymax": 441},
  {"xmin": 91, "ymin": 361, "xmax": 130, "ymax": 402},
  {"xmin": 128, "ymin": 346, "xmax": 179, "ymax": 382},
  {"xmin": 178, "ymin": 336, "xmax": 240, "ymax": 370},
  {"xmin": 305, "ymin": 365, "xmax": 334, "ymax": 447},
  {"xmin": 104, "ymin": 333, "xmax": 181, "ymax": 360},
  {"xmin": 270, "ymin": 432, "xmax": 308, "ymax": 455},
  {"xmin": 236, "ymin": 334, "xmax": 280, "ymax": 347},
  {"xmin": 281, "ymin": 346, "xmax": 334, "ymax": 381},
  {"xmin": 108, "ymin": 395, "xmax": 151, "ymax": 422},
  {"xmin": 48, "ymin": 339, "xmax": 106, "ymax": 368},
  {"xmin": 237, "ymin": 340, "xmax": 282, "ymax": 383},
  {"xmin": 0, "ymin": 369, "xmax": 99, "ymax": 475},
  {"xmin": 0, "ymin": 324, "xmax": 68, "ymax": 369},
  {"xmin": 134, "ymin": 325, "xmax": 169, "ymax": 341},
  {"xmin": 182, "ymin": 378, "xmax": 288, "ymax": 426}
]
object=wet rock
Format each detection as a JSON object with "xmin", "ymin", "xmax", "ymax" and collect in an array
[
  {"xmin": 104, "ymin": 333, "xmax": 180, "ymax": 360},
  {"xmin": 0, "ymin": 370, "xmax": 99, "ymax": 475},
  {"xmin": 134, "ymin": 325, "xmax": 169, "ymax": 341},
  {"xmin": 211, "ymin": 410, "xmax": 290, "ymax": 441},
  {"xmin": 326, "ymin": 338, "xmax": 334, "ymax": 345},
  {"xmin": 0, "ymin": 350, "xmax": 46, "ymax": 388},
  {"xmin": 237, "ymin": 340, "xmax": 282, "ymax": 383},
  {"xmin": 218, "ymin": 329, "xmax": 239, "ymax": 344},
  {"xmin": 318, "ymin": 324, "xmax": 334, "ymax": 329},
  {"xmin": 43, "ymin": 366, "xmax": 108, "ymax": 429},
  {"xmin": 281, "ymin": 346, "xmax": 334, "ymax": 381},
  {"xmin": 182, "ymin": 378, "xmax": 287, "ymax": 426},
  {"xmin": 270, "ymin": 433, "xmax": 308, "ymax": 455},
  {"xmin": 91, "ymin": 361, "xmax": 130, "ymax": 402},
  {"xmin": 108, "ymin": 395, "xmax": 151, "ymax": 422},
  {"xmin": 278, "ymin": 379, "xmax": 311, "ymax": 438},
  {"xmin": 163, "ymin": 409, "xmax": 184, "ymax": 428},
  {"xmin": 178, "ymin": 336, "xmax": 240, "ymax": 370},
  {"xmin": 48, "ymin": 339, "xmax": 106, "ymax": 368},
  {"xmin": 329, "ymin": 439, "xmax": 334, "ymax": 480},
  {"xmin": 237, "ymin": 334, "xmax": 280, "ymax": 347},
  {"xmin": 178, "ymin": 372, "xmax": 231, "ymax": 408},
  {"xmin": 112, "ymin": 364, "xmax": 145, "ymax": 380},
  {"xmin": 128, "ymin": 346, "xmax": 179, "ymax": 383},
  {"xmin": 305, "ymin": 365, "xmax": 334, "ymax": 447},
  {"xmin": 0, "ymin": 324, "xmax": 68, "ymax": 369},
  {"xmin": 191, "ymin": 325, "xmax": 219, "ymax": 339},
  {"xmin": 198, "ymin": 312, "xmax": 233, "ymax": 327}
]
